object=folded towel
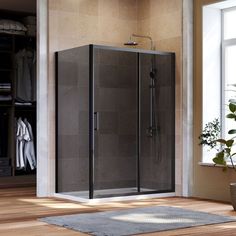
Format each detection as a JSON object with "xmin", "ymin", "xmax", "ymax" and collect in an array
[
  {"xmin": 0, "ymin": 19, "xmax": 27, "ymax": 32},
  {"xmin": 0, "ymin": 95, "xmax": 12, "ymax": 101}
]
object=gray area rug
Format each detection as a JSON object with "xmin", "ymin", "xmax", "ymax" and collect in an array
[{"xmin": 41, "ymin": 206, "xmax": 236, "ymax": 236}]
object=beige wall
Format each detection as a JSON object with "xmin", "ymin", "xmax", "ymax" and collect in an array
[
  {"xmin": 48, "ymin": 0, "xmax": 139, "ymax": 49},
  {"xmin": 47, "ymin": 0, "xmax": 183, "ymax": 195},
  {"xmin": 193, "ymin": 0, "xmax": 236, "ymax": 202}
]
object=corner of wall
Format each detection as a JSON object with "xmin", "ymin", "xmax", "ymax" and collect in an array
[
  {"xmin": 182, "ymin": 0, "xmax": 194, "ymax": 197},
  {"xmin": 37, "ymin": 0, "xmax": 55, "ymax": 197}
]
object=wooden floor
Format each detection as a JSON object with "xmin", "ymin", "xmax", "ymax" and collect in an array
[{"xmin": 1, "ymin": 188, "xmax": 236, "ymax": 235}]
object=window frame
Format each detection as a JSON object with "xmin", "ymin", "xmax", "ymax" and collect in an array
[{"xmin": 201, "ymin": 5, "xmax": 236, "ymax": 164}]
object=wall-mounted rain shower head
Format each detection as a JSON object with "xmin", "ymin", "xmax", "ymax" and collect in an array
[
  {"xmin": 124, "ymin": 40, "xmax": 138, "ymax": 46},
  {"xmin": 124, "ymin": 34, "xmax": 155, "ymax": 50}
]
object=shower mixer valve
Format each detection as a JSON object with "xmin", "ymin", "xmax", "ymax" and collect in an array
[{"xmin": 146, "ymin": 126, "xmax": 157, "ymax": 137}]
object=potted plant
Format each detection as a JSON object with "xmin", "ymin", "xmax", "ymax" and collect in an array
[{"xmin": 199, "ymin": 101, "xmax": 236, "ymax": 210}]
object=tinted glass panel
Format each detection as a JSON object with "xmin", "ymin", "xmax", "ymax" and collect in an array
[
  {"xmin": 93, "ymin": 48, "xmax": 138, "ymax": 197},
  {"xmin": 139, "ymin": 53, "xmax": 175, "ymax": 193},
  {"xmin": 57, "ymin": 46, "xmax": 90, "ymax": 196}
]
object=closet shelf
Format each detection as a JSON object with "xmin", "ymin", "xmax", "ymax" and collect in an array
[
  {"xmin": 0, "ymin": 103, "xmax": 12, "ymax": 107},
  {"xmin": 0, "ymin": 33, "xmax": 33, "ymax": 38},
  {"xmin": 15, "ymin": 106, "xmax": 36, "ymax": 110},
  {"xmin": 0, "ymin": 50, "xmax": 12, "ymax": 53},
  {"xmin": 14, "ymin": 34, "xmax": 36, "ymax": 38},
  {"xmin": 0, "ymin": 68, "xmax": 12, "ymax": 72},
  {"xmin": 14, "ymin": 102, "xmax": 36, "ymax": 107},
  {"xmin": 0, "ymin": 91, "xmax": 11, "ymax": 94}
]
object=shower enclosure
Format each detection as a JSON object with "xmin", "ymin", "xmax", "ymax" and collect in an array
[{"xmin": 56, "ymin": 45, "xmax": 175, "ymax": 199}]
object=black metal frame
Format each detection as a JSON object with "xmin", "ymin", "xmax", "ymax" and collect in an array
[
  {"xmin": 171, "ymin": 53, "xmax": 176, "ymax": 192},
  {"xmin": 55, "ymin": 52, "xmax": 59, "ymax": 193},
  {"xmin": 55, "ymin": 44, "xmax": 175, "ymax": 198},
  {"xmin": 92, "ymin": 44, "xmax": 174, "ymax": 55},
  {"xmin": 89, "ymin": 45, "xmax": 94, "ymax": 199},
  {"xmin": 137, "ymin": 53, "xmax": 141, "ymax": 193}
]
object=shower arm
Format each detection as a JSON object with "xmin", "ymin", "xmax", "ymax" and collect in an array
[{"xmin": 131, "ymin": 34, "xmax": 155, "ymax": 50}]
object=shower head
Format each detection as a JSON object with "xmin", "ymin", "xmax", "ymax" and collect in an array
[
  {"xmin": 124, "ymin": 40, "xmax": 138, "ymax": 46},
  {"xmin": 124, "ymin": 34, "xmax": 155, "ymax": 50}
]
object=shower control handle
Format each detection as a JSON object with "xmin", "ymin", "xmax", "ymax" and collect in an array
[{"xmin": 94, "ymin": 112, "xmax": 99, "ymax": 131}]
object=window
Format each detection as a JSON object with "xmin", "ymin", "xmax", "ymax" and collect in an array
[
  {"xmin": 223, "ymin": 8, "xmax": 236, "ymax": 40},
  {"xmin": 222, "ymin": 8, "xmax": 236, "ymax": 143},
  {"xmin": 202, "ymin": 5, "xmax": 236, "ymax": 163}
]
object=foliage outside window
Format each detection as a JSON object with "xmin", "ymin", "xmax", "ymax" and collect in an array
[{"xmin": 199, "ymin": 96, "xmax": 236, "ymax": 171}]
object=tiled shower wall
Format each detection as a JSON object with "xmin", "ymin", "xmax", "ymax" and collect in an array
[{"xmin": 48, "ymin": 0, "xmax": 183, "ymax": 195}]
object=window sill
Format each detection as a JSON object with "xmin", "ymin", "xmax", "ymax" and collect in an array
[{"xmin": 199, "ymin": 162, "xmax": 236, "ymax": 169}]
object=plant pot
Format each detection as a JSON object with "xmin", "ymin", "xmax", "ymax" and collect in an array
[{"xmin": 230, "ymin": 183, "xmax": 236, "ymax": 210}]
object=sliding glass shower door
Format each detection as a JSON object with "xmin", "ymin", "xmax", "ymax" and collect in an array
[
  {"xmin": 139, "ymin": 53, "xmax": 175, "ymax": 193},
  {"xmin": 93, "ymin": 48, "xmax": 138, "ymax": 198}
]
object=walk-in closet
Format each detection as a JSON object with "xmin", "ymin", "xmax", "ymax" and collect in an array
[{"xmin": 0, "ymin": 2, "xmax": 37, "ymax": 187}]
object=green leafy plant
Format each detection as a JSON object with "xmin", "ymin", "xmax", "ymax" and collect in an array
[
  {"xmin": 213, "ymin": 101, "xmax": 236, "ymax": 171},
  {"xmin": 199, "ymin": 85, "xmax": 236, "ymax": 171},
  {"xmin": 199, "ymin": 118, "xmax": 220, "ymax": 149}
]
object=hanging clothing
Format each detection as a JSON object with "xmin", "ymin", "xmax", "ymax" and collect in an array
[
  {"xmin": 16, "ymin": 118, "xmax": 36, "ymax": 170},
  {"xmin": 15, "ymin": 49, "xmax": 36, "ymax": 102},
  {"xmin": 24, "ymin": 119, "xmax": 36, "ymax": 170},
  {"xmin": 16, "ymin": 118, "xmax": 29, "ymax": 169}
]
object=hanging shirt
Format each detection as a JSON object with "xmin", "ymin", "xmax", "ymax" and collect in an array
[
  {"xmin": 24, "ymin": 119, "xmax": 36, "ymax": 170},
  {"xmin": 16, "ymin": 118, "xmax": 30, "ymax": 169},
  {"xmin": 16, "ymin": 118, "xmax": 36, "ymax": 170},
  {"xmin": 15, "ymin": 49, "xmax": 36, "ymax": 102}
]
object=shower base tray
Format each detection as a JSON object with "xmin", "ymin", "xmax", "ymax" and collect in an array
[{"xmin": 54, "ymin": 187, "xmax": 176, "ymax": 204}]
